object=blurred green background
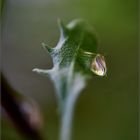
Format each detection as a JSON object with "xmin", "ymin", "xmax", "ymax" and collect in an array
[{"xmin": 1, "ymin": 0, "xmax": 139, "ymax": 140}]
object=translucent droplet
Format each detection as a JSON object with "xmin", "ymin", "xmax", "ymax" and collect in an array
[{"xmin": 91, "ymin": 54, "xmax": 107, "ymax": 76}]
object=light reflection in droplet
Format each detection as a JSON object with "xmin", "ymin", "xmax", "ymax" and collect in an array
[{"xmin": 90, "ymin": 54, "xmax": 107, "ymax": 76}]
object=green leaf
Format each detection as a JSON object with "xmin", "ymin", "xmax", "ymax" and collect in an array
[{"xmin": 33, "ymin": 19, "xmax": 107, "ymax": 140}]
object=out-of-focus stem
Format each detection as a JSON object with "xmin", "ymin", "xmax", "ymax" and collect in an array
[
  {"xmin": 60, "ymin": 92, "xmax": 80, "ymax": 140},
  {"xmin": 1, "ymin": 74, "xmax": 43, "ymax": 140}
]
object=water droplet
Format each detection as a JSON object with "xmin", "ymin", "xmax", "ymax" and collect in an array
[{"xmin": 90, "ymin": 54, "xmax": 107, "ymax": 76}]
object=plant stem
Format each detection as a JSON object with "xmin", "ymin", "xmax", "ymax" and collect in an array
[{"xmin": 60, "ymin": 91, "xmax": 80, "ymax": 140}]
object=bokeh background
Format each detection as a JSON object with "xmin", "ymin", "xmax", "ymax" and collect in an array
[{"xmin": 1, "ymin": 0, "xmax": 139, "ymax": 140}]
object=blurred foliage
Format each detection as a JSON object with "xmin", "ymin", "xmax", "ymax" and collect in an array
[
  {"xmin": 1, "ymin": 74, "xmax": 43, "ymax": 140},
  {"xmin": 0, "ymin": 0, "xmax": 4, "ymax": 14}
]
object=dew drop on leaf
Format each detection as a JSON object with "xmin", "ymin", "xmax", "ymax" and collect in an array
[{"xmin": 90, "ymin": 54, "xmax": 107, "ymax": 76}]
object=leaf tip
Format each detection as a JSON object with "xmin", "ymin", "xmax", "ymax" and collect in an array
[
  {"xmin": 41, "ymin": 42, "xmax": 53, "ymax": 53},
  {"xmin": 32, "ymin": 68, "xmax": 50, "ymax": 76},
  {"xmin": 57, "ymin": 19, "xmax": 68, "ymax": 38}
]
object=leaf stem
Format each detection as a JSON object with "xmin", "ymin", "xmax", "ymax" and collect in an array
[{"xmin": 60, "ymin": 91, "xmax": 80, "ymax": 140}]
